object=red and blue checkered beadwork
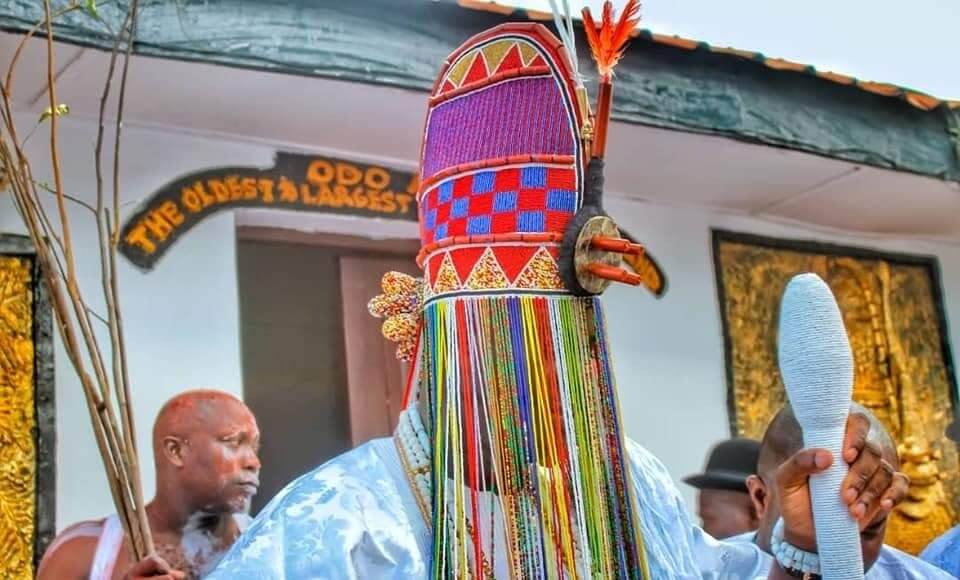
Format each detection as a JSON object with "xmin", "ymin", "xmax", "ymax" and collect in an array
[
  {"xmin": 419, "ymin": 165, "xmax": 577, "ymax": 245},
  {"xmin": 415, "ymin": 28, "xmax": 585, "ymax": 296}
]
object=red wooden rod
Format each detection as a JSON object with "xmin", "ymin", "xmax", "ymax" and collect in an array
[{"xmin": 586, "ymin": 263, "xmax": 642, "ymax": 286}]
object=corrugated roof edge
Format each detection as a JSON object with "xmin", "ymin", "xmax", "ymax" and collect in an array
[{"xmin": 459, "ymin": 0, "xmax": 960, "ymax": 113}]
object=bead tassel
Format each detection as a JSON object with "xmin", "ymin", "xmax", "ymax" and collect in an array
[{"xmin": 424, "ymin": 294, "xmax": 649, "ymax": 579}]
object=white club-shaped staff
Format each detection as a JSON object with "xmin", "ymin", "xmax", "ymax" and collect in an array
[{"xmin": 778, "ymin": 273, "xmax": 864, "ymax": 579}]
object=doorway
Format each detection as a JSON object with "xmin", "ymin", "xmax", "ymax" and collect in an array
[{"xmin": 236, "ymin": 227, "xmax": 417, "ymax": 512}]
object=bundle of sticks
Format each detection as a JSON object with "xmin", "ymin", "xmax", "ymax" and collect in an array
[{"xmin": 0, "ymin": 0, "xmax": 153, "ymax": 560}]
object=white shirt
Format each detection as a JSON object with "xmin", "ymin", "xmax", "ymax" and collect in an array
[{"xmin": 726, "ymin": 530, "xmax": 953, "ymax": 579}]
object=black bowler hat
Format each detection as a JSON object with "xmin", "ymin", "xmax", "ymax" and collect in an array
[
  {"xmin": 683, "ymin": 438, "xmax": 761, "ymax": 493},
  {"xmin": 947, "ymin": 414, "xmax": 960, "ymax": 443}
]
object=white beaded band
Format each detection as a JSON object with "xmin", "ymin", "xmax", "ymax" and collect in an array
[
  {"xmin": 395, "ymin": 408, "xmax": 433, "ymax": 513},
  {"xmin": 772, "ymin": 518, "xmax": 821, "ymax": 575}
]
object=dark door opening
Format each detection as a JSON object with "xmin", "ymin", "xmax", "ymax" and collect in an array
[{"xmin": 236, "ymin": 228, "xmax": 417, "ymax": 513}]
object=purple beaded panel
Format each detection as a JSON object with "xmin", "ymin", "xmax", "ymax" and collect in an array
[{"xmin": 421, "ymin": 76, "xmax": 575, "ymax": 182}]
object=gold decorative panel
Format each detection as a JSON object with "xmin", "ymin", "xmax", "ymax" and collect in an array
[
  {"xmin": 714, "ymin": 230, "xmax": 959, "ymax": 555},
  {"xmin": 0, "ymin": 236, "xmax": 54, "ymax": 578},
  {"xmin": 0, "ymin": 254, "xmax": 37, "ymax": 578}
]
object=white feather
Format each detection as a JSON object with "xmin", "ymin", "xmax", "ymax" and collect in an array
[{"xmin": 548, "ymin": 0, "xmax": 581, "ymax": 81}]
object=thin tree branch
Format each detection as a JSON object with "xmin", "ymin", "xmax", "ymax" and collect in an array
[
  {"xmin": 34, "ymin": 179, "xmax": 97, "ymax": 215},
  {"xmin": 95, "ymin": 4, "xmax": 131, "ymax": 225},
  {"xmin": 1, "ymin": 0, "xmax": 153, "ymax": 560},
  {"xmin": 93, "ymin": 0, "xmax": 131, "ymax": 452},
  {"xmin": 41, "ymin": 0, "xmax": 147, "ymax": 555},
  {"xmin": 43, "ymin": 0, "xmax": 74, "ymax": 289},
  {"xmin": 4, "ymin": 139, "xmax": 134, "ymax": 545},
  {"xmin": 112, "ymin": 0, "xmax": 137, "ymax": 244},
  {"xmin": 43, "ymin": 0, "xmax": 116, "ymax": 437},
  {"xmin": 109, "ymin": 0, "xmax": 154, "ymax": 557},
  {"xmin": 4, "ymin": 2, "xmax": 82, "ymax": 97},
  {"xmin": 86, "ymin": 306, "xmax": 110, "ymax": 327}
]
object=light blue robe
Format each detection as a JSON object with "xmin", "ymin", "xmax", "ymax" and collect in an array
[
  {"xmin": 727, "ymin": 531, "xmax": 953, "ymax": 579},
  {"xmin": 207, "ymin": 437, "xmax": 771, "ymax": 579},
  {"xmin": 920, "ymin": 525, "xmax": 960, "ymax": 578}
]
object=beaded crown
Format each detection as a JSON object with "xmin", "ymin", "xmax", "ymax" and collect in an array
[{"xmin": 416, "ymin": 23, "xmax": 587, "ymax": 301}]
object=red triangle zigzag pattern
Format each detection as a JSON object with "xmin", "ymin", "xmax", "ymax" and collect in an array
[
  {"xmin": 437, "ymin": 39, "xmax": 550, "ymax": 97},
  {"xmin": 425, "ymin": 244, "xmax": 565, "ymax": 294}
]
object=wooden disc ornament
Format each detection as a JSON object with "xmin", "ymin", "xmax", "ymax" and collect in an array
[{"xmin": 574, "ymin": 215, "xmax": 623, "ymax": 294}]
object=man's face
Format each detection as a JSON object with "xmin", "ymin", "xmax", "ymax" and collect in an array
[
  {"xmin": 181, "ymin": 399, "xmax": 261, "ymax": 514},
  {"xmin": 696, "ymin": 489, "xmax": 757, "ymax": 539},
  {"xmin": 748, "ymin": 474, "xmax": 887, "ymax": 572}
]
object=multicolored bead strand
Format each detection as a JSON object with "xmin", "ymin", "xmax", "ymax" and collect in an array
[{"xmin": 421, "ymin": 294, "xmax": 649, "ymax": 579}]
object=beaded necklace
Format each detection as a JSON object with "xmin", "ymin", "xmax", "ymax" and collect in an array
[{"xmin": 395, "ymin": 407, "xmax": 497, "ymax": 579}]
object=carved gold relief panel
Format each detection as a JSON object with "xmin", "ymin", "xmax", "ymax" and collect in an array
[
  {"xmin": 0, "ymin": 237, "xmax": 55, "ymax": 578},
  {"xmin": 713, "ymin": 230, "xmax": 958, "ymax": 555}
]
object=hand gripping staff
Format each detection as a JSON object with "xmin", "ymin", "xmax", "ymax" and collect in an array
[{"xmin": 778, "ymin": 273, "xmax": 864, "ymax": 580}]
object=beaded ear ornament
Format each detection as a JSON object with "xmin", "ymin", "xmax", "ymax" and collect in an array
[{"xmin": 367, "ymin": 271, "xmax": 424, "ymax": 361}]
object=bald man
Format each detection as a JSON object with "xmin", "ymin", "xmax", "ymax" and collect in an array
[
  {"xmin": 920, "ymin": 414, "xmax": 960, "ymax": 576},
  {"xmin": 37, "ymin": 390, "xmax": 261, "ymax": 580},
  {"xmin": 737, "ymin": 403, "xmax": 950, "ymax": 579}
]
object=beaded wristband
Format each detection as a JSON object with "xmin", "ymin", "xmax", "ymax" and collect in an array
[{"xmin": 771, "ymin": 518, "xmax": 821, "ymax": 576}]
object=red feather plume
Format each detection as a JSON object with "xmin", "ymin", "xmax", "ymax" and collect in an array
[{"xmin": 582, "ymin": 0, "xmax": 641, "ymax": 79}]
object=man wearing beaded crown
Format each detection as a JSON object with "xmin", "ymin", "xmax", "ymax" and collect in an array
[{"xmin": 207, "ymin": 8, "xmax": 908, "ymax": 580}]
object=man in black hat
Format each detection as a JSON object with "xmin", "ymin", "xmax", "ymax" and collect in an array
[{"xmin": 683, "ymin": 437, "xmax": 761, "ymax": 539}]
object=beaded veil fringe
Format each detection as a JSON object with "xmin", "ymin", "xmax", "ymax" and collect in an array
[{"xmin": 422, "ymin": 294, "xmax": 649, "ymax": 579}]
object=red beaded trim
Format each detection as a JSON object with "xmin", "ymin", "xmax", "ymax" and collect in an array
[
  {"xmin": 430, "ymin": 23, "xmax": 575, "ymax": 97},
  {"xmin": 430, "ymin": 66, "xmax": 552, "ymax": 106},
  {"xmin": 418, "ymin": 154, "xmax": 576, "ymax": 195},
  {"xmin": 416, "ymin": 232, "xmax": 563, "ymax": 267}
]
